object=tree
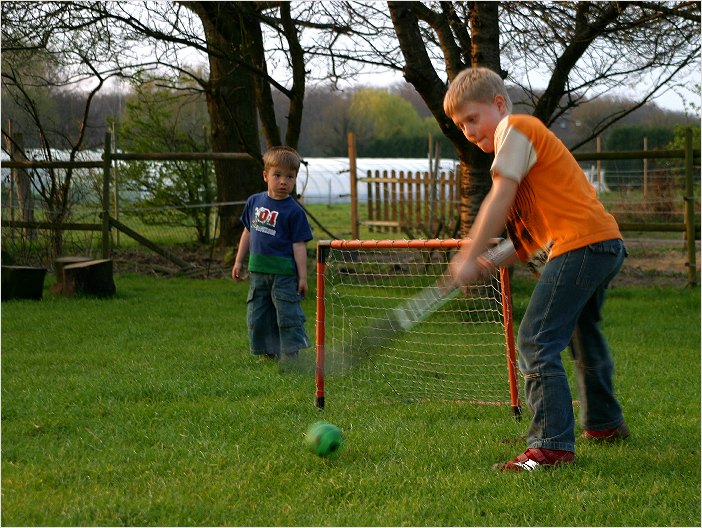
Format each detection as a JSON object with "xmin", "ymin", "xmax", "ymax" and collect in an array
[
  {"xmin": 295, "ymin": 86, "xmax": 353, "ymax": 157},
  {"xmin": 71, "ymin": 1, "xmax": 282, "ymax": 245},
  {"xmin": 171, "ymin": 2, "xmax": 264, "ymax": 246},
  {"xmin": 2, "ymin": 2, "xmax": 320, "ymax": 246},
  {"xmin": 3, "ymin": 1, "xmax": 698, "ymax": 245},
  {"xmin": 348, "ymin": 87, "xmax": 455, "ymax": 157},
  {"xmin": 388, "ymin": 1, "xmax": 501, "ymax": 232},
  {"xmin": 385, "ymin": 1, "xmax": 700, "ymax": 232},
  {"xmin": 351, "ymin": 88, "xmax": 425, "ymax": 138},
  {"xmin": 52, "ymin": 2, "xmax": 361, "ymax": 245},
  {"xmin": 119, "ymin": 78, "xmax": 216, "ymax": 244},
  {"xmin": 1, "ymin": 2, "xmax": 126, "ymax": 257}
]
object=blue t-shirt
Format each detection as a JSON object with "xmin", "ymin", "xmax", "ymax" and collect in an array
[{"xmin": 241, "ymin": 192, "xmax": 313, "ymax": 276}]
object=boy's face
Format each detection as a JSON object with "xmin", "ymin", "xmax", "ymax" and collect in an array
[
  {"xmin": 264, "ymin": 164, "xmax": 298, "ymax": 200},
  {"xmin": 451, "ymin": 95, "xmax": 508, "ymax": 153}
]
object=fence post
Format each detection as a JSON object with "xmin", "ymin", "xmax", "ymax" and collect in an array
[
  {"xmin": 112, "ymin": 121, "xmax": 120, "ymax": 245},
  {"xmin": 596, "ymin": 136, "xmax": 602, "ymax": 195},
  {"xmin": 684, "ymin": 128, "xmax": 697, "ymax": 287},
  {"xmin": 10, "ymin": 131, "xmax": 36, "ymax": 240},
  {"xmin": 5, "ymin": 120, "xmax": 15, "ymax": 245},
  {"xmin": 348, "ymin": 132, "xmax": 359, "ymax": 239},
  {"xmin": 102, "ymin": 132, "xmax": 112, "ymax": 259},
  {"xmin": 644, "ymin": 136, "xmax": 648, "ymax": 198}
]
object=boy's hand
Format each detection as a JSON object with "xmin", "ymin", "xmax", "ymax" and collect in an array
[
  {"xmin": 450, "ymin": 257, "xmax": 489, "ymax": 287},
  {"xmin": 297, "ymin": 277, "xmax": 308, "ymax": 297},
  {"xmin": 448, "ymin": 241, "xmax": 493, "ymax": 288},
  {"xmin": 232, "ymin": 262, "xmax": 247, "ymax": 281}
]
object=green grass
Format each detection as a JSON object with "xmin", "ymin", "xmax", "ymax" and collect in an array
[{"xmin": 1, "ymin": 275, "xmax": 700, "ymax": 526}]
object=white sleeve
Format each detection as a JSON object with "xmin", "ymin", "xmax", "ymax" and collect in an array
[{"xmin": 491, "ymin": 119, "xmax": 537, "ymax": 183}]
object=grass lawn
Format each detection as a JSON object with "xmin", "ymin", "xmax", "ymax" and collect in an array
[{"xmin": 1, "ymin": 274, "xmax": 699, "ymax": 526}]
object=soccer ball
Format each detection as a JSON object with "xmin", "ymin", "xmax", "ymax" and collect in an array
[{"xmin": 305, "ymin": 421, "xmax": 344, "ymax": 458}]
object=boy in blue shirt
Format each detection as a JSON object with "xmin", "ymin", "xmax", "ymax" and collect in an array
[{"xmin": 232, "ymin": 146, "xmax": 313, "ymax": 360}]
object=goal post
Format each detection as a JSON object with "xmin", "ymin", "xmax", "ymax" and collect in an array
[{"xmin": 315, "ymin": 239, "xmax": 521, "ymax": 418}]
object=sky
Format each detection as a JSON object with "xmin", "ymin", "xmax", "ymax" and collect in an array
[
  {"xmin": 154, "ymin": 4, "xmax": 702, "ymax": 117},
  {"xmin": 359, "ymin": 67, "xmax": 700, "ymax": 115}
]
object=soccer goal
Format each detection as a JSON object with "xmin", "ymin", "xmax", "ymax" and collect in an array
[{"xmin": 315, "ymin": 239, "xmax": 521, "ymax": 418}]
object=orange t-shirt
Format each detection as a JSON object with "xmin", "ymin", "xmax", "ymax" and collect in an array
[{"xmin": 492, "ymin": 114, "xmax": 621, "ymax": 264}]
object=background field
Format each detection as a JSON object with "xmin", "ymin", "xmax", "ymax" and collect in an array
[{"xmin": 1, "ymin": 273, "xmax": 700, "ymax": 526}]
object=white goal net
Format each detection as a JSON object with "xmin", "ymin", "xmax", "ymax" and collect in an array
[{"xmin": 315, "ymin": 239, "xmax": 521, "ymax": 416}]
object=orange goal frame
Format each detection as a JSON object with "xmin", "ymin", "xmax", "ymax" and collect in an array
[{"xmin": 314, "ymin": 239, "xmax": 521, "ymax": 419}]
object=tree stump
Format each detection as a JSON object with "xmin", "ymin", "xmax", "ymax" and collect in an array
[
  {"xmin": 1, "ymin": 265, "xmax": 48, "ymax": 301},
  {"xmin": 50, "ymin": 256, "xmax": 94, "ymax": 294},
  {"xmin": 62, "ymin": 259, "xmax": 116, "ymax": 298}
]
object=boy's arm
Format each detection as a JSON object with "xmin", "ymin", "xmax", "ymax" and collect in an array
[
  {"xmin": 232, "ymin": 228, "xmax": 250, "ymax": 281},
  {"xmin": 449, "ymin": 175, "xmax": 519, "ymax": 286},
  {"xmin": 292, "ymin": 241, "xmax": 308, "ymax": 296}
]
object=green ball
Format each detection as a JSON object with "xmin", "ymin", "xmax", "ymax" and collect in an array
[{"xmin": 305, "ymin": 421, "xmax": 344, "ymax": 458}]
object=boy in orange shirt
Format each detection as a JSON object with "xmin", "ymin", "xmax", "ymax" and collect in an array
[{"xmin": 444, "ymin": 68, "xmax": 629, "ymax": 471}]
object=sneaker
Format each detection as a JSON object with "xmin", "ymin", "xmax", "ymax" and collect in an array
[
  {"xmin": 582, "ymin": 422, "xmax": 630, "ymax": 442},
  {"xmin": 493, "ymin": 448, "xmax": 575, "ymax": 472},
  {"xmin": 254, "ymin": 352, "xmax": 278, "ymax": 360}
]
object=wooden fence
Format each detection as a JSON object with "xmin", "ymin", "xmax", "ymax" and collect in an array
[
  {"xmin": 363, "ymin": 169, "xmax": 460, "ymax": 238},
  {"xmin": 348, "ymin": 130, "xmax": 700, "ymax": 286},
  {"xmin": 2, "ymin": 129, "xmax": 700, "ymax": 284},
  {"xmin": 1, "ymin": 132, "xmax": 252, "ymax": 271}
]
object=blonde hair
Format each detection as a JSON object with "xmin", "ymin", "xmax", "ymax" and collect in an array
[
  {"xmin": 263, "ymin": 146, "xmax": 301, "ymax": 173},
  {"xmin": 443, "ymin": 67, "xmax": 512, "ymax": 118}
]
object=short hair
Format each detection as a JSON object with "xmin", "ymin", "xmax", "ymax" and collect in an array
[
  {"xmin": 263, "ymin": 146, "xmax": 301, "ymax": 173},
  {"xmin": 443, "ymin": 67, "xmax": 512, "ymax": 118}
]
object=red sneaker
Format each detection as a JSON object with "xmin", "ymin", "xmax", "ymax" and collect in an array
[
  {"xmin": 582, "ymin": 422, "xmax": 630, "ymax": 442},
  {"xmin": 493, "ymin": 448, "xmax": 575, "ymax": 472}
]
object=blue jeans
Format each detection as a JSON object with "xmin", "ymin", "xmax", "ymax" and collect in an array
[
  {"xmin": 246, "ymin": 273, "xmax": 310, "ymax": 357},
  {"xmin": 517, "ymin": 239, "xmax": 627, "ymax": 452}
]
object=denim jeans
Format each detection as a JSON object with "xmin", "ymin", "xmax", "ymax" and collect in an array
[
  {"xmin": 247, "ymin": 273, "xmax": 310, "ymax": 357},
  {"xmin": 517, "ymin": 238, "xmax": 627, "ymax": 452}
]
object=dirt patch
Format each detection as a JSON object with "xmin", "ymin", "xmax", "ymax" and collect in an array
[
  {"xmin": 112, "ymin": 245, "xmax": 233, "ymax": 279},
  {"xmin": 505, "ymin": 238, "xmax": 699, "ymax": 288},
  {"xmin": 614, "ymin": 238, "xmax": 700, "ymax": 288},
  {"xmin": 611, "ymin": 263, "xmax": 691, "ymax": 288},
  {"xmin": 111, "ymin": 239, "xmax": 700, "ymax": 288}
]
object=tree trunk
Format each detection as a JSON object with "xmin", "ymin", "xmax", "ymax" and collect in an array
[
  {"xmin": 456, "ymin": 149, "xmax": 492, "ymax": 237},
  {"xmin": 389, "ymin": 1, "xmax": 502, "ymax": 235},
  {"xmin": 458, "ymin": 1, "xmax": 502, "ymax": 237},
  {"xmin": 189, "ymin": 2, "xmax": 263, "ymax": 247}
]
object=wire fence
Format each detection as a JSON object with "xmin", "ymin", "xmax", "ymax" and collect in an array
[{"xmin": 2, "ymin": 147, "xmax": 700, "ymax": 280}]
